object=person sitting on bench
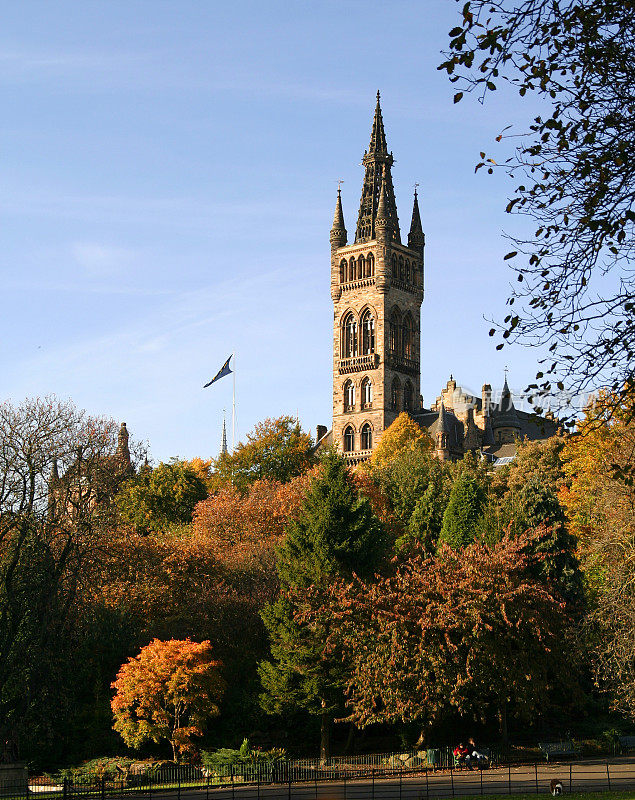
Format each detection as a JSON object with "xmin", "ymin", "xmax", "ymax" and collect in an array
[{"xmin": 453, "ymin": 743, "xmax": 469, "ymax": 768}]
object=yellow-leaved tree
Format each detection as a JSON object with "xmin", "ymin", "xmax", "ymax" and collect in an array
[
  {"xmin": 369, "ymin": 412, "xmax": 432, "ymax": 470},
  {"xmin": 560, "ymin": 390, "xmax": 635, "ymax": 718}
]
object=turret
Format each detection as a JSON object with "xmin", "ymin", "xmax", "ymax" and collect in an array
[
  {"xmin": 116, "ymin": 422, "xmax": 131, "ymax": 465},
  {"xmin": 330, "ymin": 188, "xmax": 347, "ymax": 251},
  {"xmin": 434, "ymin": 402, "xmax": 452, "ymax": 462},
  {"xmin": 491, "ymin": 375, "xmax": 522, "ymax": 444}
]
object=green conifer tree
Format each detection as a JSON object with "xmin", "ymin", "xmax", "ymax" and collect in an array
[
  {"xmin": 517, "ymin": 477, "xmax": 584, "ymax": 608},
  {"xmin": 437, "ymin": 473, "xmax": 486, "ymax": 550},
  {"xmin": 259, "ymin": 449, "xmax": 386, "ymax": 760}
]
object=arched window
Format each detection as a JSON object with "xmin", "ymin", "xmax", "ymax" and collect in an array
[
  {"xmin": 361, "ymin": 423, "xmax": 372, "ymax": 450},
  {"xmin": 348, "ymin": 258, "xmax": 356, "ymax": 282},
  {"xmin": 357, "ymin": 255, "xmax": 365, "ymax": 279},
  {"xmin": 390, "ymin": 378, "xmax": 401, "ymax": 412},
  {"xmin": 343, "ymin": 380, "xmax": 355, "ymax": 411},
  {"xmin": 402, "ymin": 314, "xmax": 413, "ymax": 358},
  {"xmin": 399, "ymin": 256, "xmax": 404, "ymax": 280},
  {"xmin": 342, "ymin": 313, "xmax": 358, "ymax": 358},
  {"xmin": 367, "ymin": 253, "xmax": 375, "ymax": 276},
  {"xmin": 405, "ymin": 259, "xmax": 411, "ymax": 282},
  {"xmin": 404, "ymin": 381, "xmax": 413, "ymax": 411},
  {"xmin": 361, "ymin": 309, "xmax": 375, "ymax": 355},
  {"xmin": 389, "ymin": 309, "xmax": 401, "ymax": 354},
  {"xmin": 391, "ymin": 254, "xmax": 397, "ymax": 276},
  {"xmin": 344, "ymin": 426, "xmax": 355, "ymax": 452},
  {"xmin": 361, "ymin": 377, "xmax": 372, "ymax": 408},
  {"xmin": 340, "ymin": 260, "xmax": 347, "ymax": 283}
]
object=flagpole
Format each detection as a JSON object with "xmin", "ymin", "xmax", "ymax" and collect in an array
[{"xmin": 232, "ymin": 352, "xmax": 236, "ymax": 454}]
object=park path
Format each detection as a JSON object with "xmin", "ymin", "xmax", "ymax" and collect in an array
[{"xmin": 134, "ymin": 758, "xmax": 635, "ymax": 800}]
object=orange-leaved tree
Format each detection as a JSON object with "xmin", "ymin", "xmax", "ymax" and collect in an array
[{"xmin": 111, "ymin": 638, "xmax": 226, "ymax": 761}]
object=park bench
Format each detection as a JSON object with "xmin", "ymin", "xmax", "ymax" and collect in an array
[
  {"xmin": 619, "ymin": 736, "xmax": 635, "ymax": 752},
  {"xmin": 538, "ymin": 741, "xmax": 580, "ymax": 762}
]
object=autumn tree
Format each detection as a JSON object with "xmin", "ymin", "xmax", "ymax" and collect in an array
[
  {"xmin": 440, "ymin": 1, "xmax": 635, "ymax": 419},
  {"xmin": 313, "ymin": 533, "xmax": 571, "ymax": 742},
  {"xmin": 438, "ymin": 473, "xmax": 486, "ymax": 550},
  {"xmin": 506, "ymin": 436, "xmax": 566, "ymax": 496},
  {"xmin": 369, "ymin": 412, "xmax": 432, "ymax": 470},
  {"xmin": 111, "ymin": 638, "xmax": 226, "ymax": 761},
  {"xmin": 560, "ymin": 392, "xmax": 635, "ymax": 715},
  {"xmin": 259, "ymin": 449, "xmax": 387, "ymax": 760},
  {"xmin": 0, "ymin": 397, "xmax": 141, "ymax": 758},
  {"xmin": 116, "ymin": 460, "xmax": 208, "ymax": 533},
  {"xmin": 212, "ymin": 416, "xmax": 315, "ymax": 492}
]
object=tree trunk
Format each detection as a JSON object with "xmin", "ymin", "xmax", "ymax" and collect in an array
[
  {"xmin": 498, "ymin": 700, "xmax": 508, "ymax": 745},
  {"xmin": 344, "ymin": 721, "xmax": 356, "ymax": 754},
  {"xmin": 320, "ymin": 701, "xmax": 331, "ymax": 764}
]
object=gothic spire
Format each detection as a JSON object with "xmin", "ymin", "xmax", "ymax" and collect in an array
[
  {"xmin": 355, "ymin": 92, "xmax": 401, "ymax": 244},
  {"xmin": 408, "ymin": 187, "xmax": 425, "ymax": 250},
  {"xmin": 368, "ymin": 90, "xmax": 388, "ymax": 154},
  {"xmin": 330, "ymin": 188, "xmax": 347, "ymax": 249}
]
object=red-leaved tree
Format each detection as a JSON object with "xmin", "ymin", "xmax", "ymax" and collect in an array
[{"xmin": 305, "ymin": 533, "xmax": 572, "ymax": 741}]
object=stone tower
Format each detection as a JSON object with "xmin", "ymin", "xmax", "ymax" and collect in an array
[{"xmin": 331, "ymin": 93, "xmax": 425, "ymax": 463}]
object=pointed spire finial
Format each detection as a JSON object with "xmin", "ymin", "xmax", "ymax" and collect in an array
[{"xmin": 502, "ymin": 366, "xmax": 510, "ymax": 394}]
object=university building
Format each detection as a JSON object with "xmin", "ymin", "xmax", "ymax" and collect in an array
[{"xmin": 317, "ymin": 93, "xmax": 557, "ymax": 465}]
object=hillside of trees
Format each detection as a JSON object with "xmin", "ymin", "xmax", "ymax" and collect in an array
[{"xmin": 1, "ymin": 397, "xmax": 634, "ymax": 769}]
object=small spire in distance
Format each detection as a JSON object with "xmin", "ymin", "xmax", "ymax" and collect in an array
[{"xmin": 220, "ymin": 415, "xmax": 228, "ymax": 457}]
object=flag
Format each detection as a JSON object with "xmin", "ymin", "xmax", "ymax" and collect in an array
[{"xmin": 203, "ymin": 355, "xmax": 232, "ymax": 388}]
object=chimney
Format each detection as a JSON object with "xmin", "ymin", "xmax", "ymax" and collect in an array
[{"xmin": 316, "ymin": 425, "xmax": 327, "ymax": 443}]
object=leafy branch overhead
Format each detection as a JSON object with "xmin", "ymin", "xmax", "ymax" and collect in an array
[{"xmin": 440, "ymin": 1, "xmax": 635, "ymax": 418}]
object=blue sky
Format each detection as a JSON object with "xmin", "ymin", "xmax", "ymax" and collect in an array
[{"xmin": 2, "ymin": 1, "xmax": 551, "ymax": 461}]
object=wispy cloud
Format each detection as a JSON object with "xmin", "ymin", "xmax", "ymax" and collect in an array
[
  {"xmin": 0, "ymin": 47, "xmax": 151, "ymax": 78},
  {"xmin": 72, "ymin": 241, "xmax": 138, "ymax": 276}
]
